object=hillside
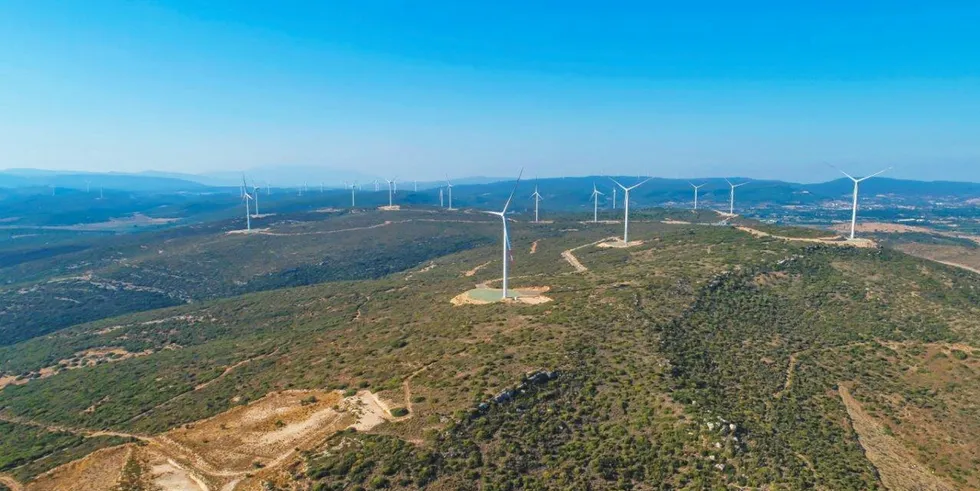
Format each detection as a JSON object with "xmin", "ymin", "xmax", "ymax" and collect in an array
[{"xmin": 0, "ymin": 214, "xmax": 978, "ymax": 490}]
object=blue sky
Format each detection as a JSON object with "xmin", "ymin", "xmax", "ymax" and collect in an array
[{"xmin": 1, "ymin": 1, "xmax": 979, "ymax": 182}]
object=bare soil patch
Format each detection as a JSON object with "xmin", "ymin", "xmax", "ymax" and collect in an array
[
  {"xmin": 596, "ymin": 239, "xmax": 644, "ymax": 248},
  {"xmin": 463, "ymin": 261, "xmax": 492, "ymax": 277},
  {"xmin": 736, "ymin": 226, "xmax": 876, "ymax": 248},
  {"xmin": 529, "ymin": 240, "xmax": 539, "ymax": 254},
  {"xmin": 451, "ymin": 286, "xmax": 552, "ymax": 306},
  {"xmin": 838, "ymin": 385, "xmax": 955, "ymax": 491}
]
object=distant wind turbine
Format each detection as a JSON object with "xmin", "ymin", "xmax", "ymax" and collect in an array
[
  {"xmin": 483, "ymin": 169, "xmax": 524, "ymax": 300},
  {"xmin": 530, "ymin": 185, "xmax": 543, "ymax": 223},
  {"xmin": 725, "ymin": 179, "xmax": 749, "ymax": 215},
  {"xmin": 385, "ymin": 178, "xmax": 396, "ymax": 207},
  {"xmin": 834, "ymin": 166, "xmax": 891, "ymax": 240},
  {"xmin": 612, "ymin": 187, "xmax": 617, "ymax": 209},
  {"xmin": 241, "ymin": 176, "xmax": 253, "ymax": 231},
  {"xmin": 610, "ymin": 177, "xmax": 652, "ymax": 244},
  {"xmin": 350, "ymin": 182, "xmax": 357, "ymax": 207},
  {"xmin": 446, "ymin": 176, "xmax": 454, "ymax": 210},
  {"xmin": 84, "ymin": 180, "xmax": 91, "ymax": 193},
  {"xmin": 252, "ymin": 183, "xmax": 260, "ymax": 216},
  {"xmin": 374, "ymin": 180, "xmax": 380, "ymax": 192},
  {"xmin": 413, "ymin": 180, "xmax": 417, "ymax": 192},
  {"xmin": 590, "ymin": 183, "xmax": 604, "ymax": 223},
  {"xmin": 689, "ymin": 182, "xmax": 706, "ymax": 210},
  {"xmin": 99, "ymin": 186, "xmax": 104, "ymax": 200},
  {"xmin": 439, "ymin": 188, "xmax": 444, "ymax": 207}
]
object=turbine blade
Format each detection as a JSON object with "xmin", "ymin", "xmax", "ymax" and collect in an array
[
  {"xmin": 501, "ymin": 168, "xmax": 524, "ymax": 213},
  {"xmin": 828, "ymin": 163, "xmax": 857, "ymax": 181},
  {"xmin": 609, "ymin": 177, "xmax": 628, "ymax": 191},
  {"xmin": 856, "ymin": 167, "xmax": 891, "ymax": 182},
  {"xmin": 626, "ymin": 176, "xmax": 653, "ymax": 191}
]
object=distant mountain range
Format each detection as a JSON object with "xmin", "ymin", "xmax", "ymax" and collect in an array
[{"xmin": 1, "ymin": 168, "xmax": 977, "ymax": 207}]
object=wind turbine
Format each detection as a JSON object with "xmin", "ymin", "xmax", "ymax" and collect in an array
[
  {"xmin": 610, "ymin": 177, "xmax": 652, "ymax": 244},
  {"xmin": 530, "ymin": 185, "xmax": 543, "ymax": 223},
  {"xmin": 320, "ymin": 182, "xmax": 324, "ymax": 193},
  {"xmin": 99, "ymin": 186, "xmax": 104, "ymax": 200},
  {"xmin": 252, "ymin": 182, "xmax": 260, "ymax": 216},
  {"xmin": 414, "ymin": 180, "xmax": 418, "ymax": 192},
  {"xmin": 350, "ymin": 182, "xmax": 357, "ymax": 207},
  {"xmin": 374, "ymin": 180, "xmax": 379, "ymax": 192},
  {"xmin": 241, "ymin": 176, "xmax": 253, "ymax": 231},
  {"xmin": 835, "ymin": 166, "xmax": 891, "ymax": 240},
  {"xmin": 446, "ymin": 176, "xmax": 454, "ymax": 210},
  {"xmin": 725, "ymin": 179, "xmax": 749, "ymax": 215},
  {"xmin": 689, "ymin": 182, "xmax": 706, "ymax": 210},
  {"xmin": 84, "ymin": 180, "xmax": 91, "ymax": 193},
  {"xmin": 590, "ymin": 183, "xmax": 604, "ymax": 223},
  {"xmin": 439, "ymin": 188, "xmax": 444, "ymax": 207},
  {"xmin": 483, "ymin": 169, "xmax": 523, "ymax": 300},
  {"xmin": 385, "ymin": 178, "xmax": 396, "ymax": 207},
  {"xmin": 612, "ymin": 187, "xmax": 617, "ymax": 209}
]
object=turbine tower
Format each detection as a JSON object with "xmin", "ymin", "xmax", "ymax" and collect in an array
[
  {"xmin": 612, "ymin": 187, "xmax": 617, "ymax": 209},
  {"xmin": 439, "ymin": 188, "xmax": 444, "ymax": 207},
  {"xmin": 610, "ymin": 177, "xmax": 652, "ymax": 244},
  {"xmin": 446, "ymin": 176, "xmax": 454, "ymax": 210},
  {"xmin": 590, "ymin": 183, "xmax": 604, "ymax": 223},
  {"xmin": 252, "ymin": 183, "xmax": 260, "ymax": 216},
  {"xmin": 84, "ymin": 180, "xmax": 91, "ymax": 193},
  {"xmin": 99, "ymin": 186, "xmax": 104, "ymax": 200},
  {"xmin": 374, "ymin": 180, "xmax": 380, "ymax": 192},
  {"xmin": 725, "ymin": 178, "xmax": 749, "ymax": 215},
  {"xmin": 241, "ymin": 176, "xmax": 253, "ymax": 231},
  {"xmin": 385, "ymin": 178, "xmax": 396, "ymax": 207},
  {"xmin": 530, "ymin": 185, "xmax": 543, "ymax": 223},
  {"xmin": 835, "ymin": 166, "xmax": 890, "ymax": 240},
  {"xmin": 689, "ymin": 182, "xmax": 706, "ymax": 210},
  {"xmin": 414, "ymin": 180, "xmax": 418, "ymax": 192},
  {"xmin": 483, "ymin": 169, "xmax": 523, "ymax": 300},
  {"xmin": 350, "ymin": 182, "xmax": 357, "ymax": 207}
]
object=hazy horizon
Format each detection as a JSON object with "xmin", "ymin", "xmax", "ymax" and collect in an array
[{"xmin": 2, "ymin": 3, "xmax": 979, "ymax": 182}]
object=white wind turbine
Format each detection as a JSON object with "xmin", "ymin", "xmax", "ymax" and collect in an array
[
  {"xmin": 374, "ymin": 180, "xmax": 380, "ymax": 192},
  {"xmin": 350, "ymin": 182, "xmax": 357, "ymax": 207},
  {"xmin": 483, "ymin": 169, "xmax": 523, "ymax": 300},
  {"xmin": 610, "ymin": 177, "xmax": 652, "ymax": 244},
  {"xmin": 689, "ymin": 182, "xmax": 706, "ymax": 210},
  {"xmin": 612, "ymin": 187, "xmax": 617, "ymax": 209},
  {"xmin": 241, "ymin": 176, "xmax": 253, "ymax": 231},
  {"xmin": 252, "ymin": 182, "xmax": 260, "ymax": 216},
  {"xmin": 439, "ymin": 188, "xmax": 444, "ymax": 207},
  {"xmin": 834, "ymin": 166, "xmax": 891, "ymax": 240},
  {"xmin": 84, "ymin": 180, "xmax": 91, "ymax": 193},
  {"xmin": 590, "ymin": 183, "xmax": 604, "ymax": 223},
  {"xmin": 385, "ymin": 178, "xmax": 396, "ymax": 207},
  {"xmin": 530, "ymin": 185, "xmax": 543, "ymax": 223},
  {"xmin": 414, "ymin": 180, "xmax": 418, "ymax": 192},
  {"xmin": 725, "ymin": 178, "xmax": 749, "ymax": 215},
  {"xmin": 446, "ymin": 176, "xmax": 454, "ymax": 210}
]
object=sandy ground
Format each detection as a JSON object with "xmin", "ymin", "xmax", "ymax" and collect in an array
[
  {"xmin": 15, "ymin": 389, "xmax": 406, "ymax": 491},
  {"xmin": 838, "ymin": 385, "xmax": 955, "ymax": 491},
  {"xmin": 661, "ymin": 219, "xmax": 691, "ymax": 225},
  {"xmin": 377, "ymin": 205, "xmax": 401, "ymax": 211},
  {"xmin": 596, "ymin": 239, "xmax": 644, "ymax": 248},
  {"xmin": 1, "ymin": 348, "xmax": 153, "ymax": 390},
  {"xmin": 736, "ymin": 226, "xmax": 877, "ymax": 248},
  {"xmin": 450, "ymin": 286, "xmax": 552, "ymax": 306},
  {"xmin": 225, "ymin": 228, "xmax": 270, "ymax": 235},
  {"xmin": 529, "ymin": 240, "xmax": 539, "ymax": 254}
]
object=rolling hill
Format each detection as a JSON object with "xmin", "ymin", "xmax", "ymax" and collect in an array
[{"xmin": 0, "ymin": 207, "xmax": 978, "ymax": 490}]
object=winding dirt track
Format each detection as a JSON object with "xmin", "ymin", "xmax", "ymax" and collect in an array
[{"xmin": 561, "ymin": 236, "xmax": 619, "ymax": 273}]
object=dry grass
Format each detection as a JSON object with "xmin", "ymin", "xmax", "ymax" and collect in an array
[{"xmin": 838, "ymin": 385, "xmax": 956, "ymax": 491}]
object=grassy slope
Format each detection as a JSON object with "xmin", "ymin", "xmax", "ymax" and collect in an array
[{"xmin": 0, "ymin": 218, "xmax": 978, "ymax": 488}]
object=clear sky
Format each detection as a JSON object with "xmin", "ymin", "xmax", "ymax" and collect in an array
[{"xmin": 2, "ymin": 1, "xmax": 979, "ymax": 182}]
